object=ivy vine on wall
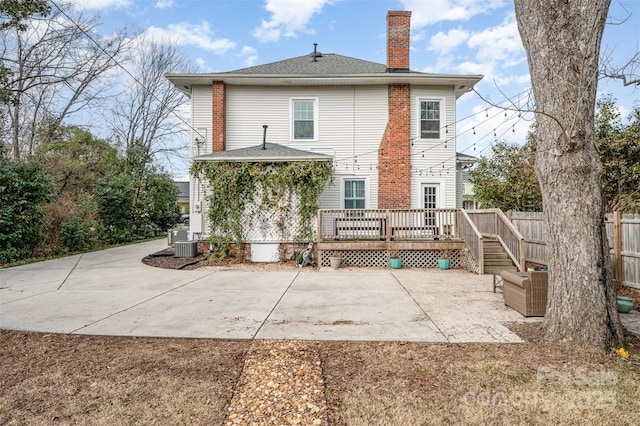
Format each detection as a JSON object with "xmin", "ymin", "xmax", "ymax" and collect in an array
[{"xmin": 191, "ymin": 160, "xmax": 333, "ymax": 259}]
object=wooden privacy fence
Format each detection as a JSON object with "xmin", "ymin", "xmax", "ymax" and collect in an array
[{"xmin": 510, "ymin": 211, "xmax": 640, "ymax": 289}]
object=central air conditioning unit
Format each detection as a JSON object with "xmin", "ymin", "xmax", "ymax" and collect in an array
[
  {"xmin": 168, "ymin": 228, "xmax": 188, "ymax": 245},
  {"xmin": 175, "ymin": 241, "xmax": 197, "ymax": 258}
]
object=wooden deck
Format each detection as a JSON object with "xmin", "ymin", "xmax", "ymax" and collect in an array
[
  {"xmin": 315, "ymin": 208, "xmax": 528, "ymax": 273},
  {"xmin": 316, "ymin": 209, "xmax": 465, "ymax": 268}
]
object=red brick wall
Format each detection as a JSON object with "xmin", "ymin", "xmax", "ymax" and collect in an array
[
  {"xmin": 378, "ymin": 84, "xmax": 411, "ymax": 209},
  {"xmin": 386, "ymin": 11, "xmax": 411, "ymax": 71},
  {"xmin": 212, "ymin": 81, "xmax": 226, "ymax": 152}
]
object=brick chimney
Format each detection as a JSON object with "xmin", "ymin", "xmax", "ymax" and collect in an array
[
  {"xmin": 386, "ymin": 11, "xmax": 411, "ymax": 72},
  {"xmin": 378, "ymin": 11, "xmax": 412, "ymax": 209},
  {"xmin": 212, "ymin": 81, "xmax": 226, "ymax": 152}
]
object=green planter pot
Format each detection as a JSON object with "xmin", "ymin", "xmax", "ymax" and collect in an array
[
  {"xmin": 617, "ymin": 296, "xmax": 634, "ymax": 313},
  {"xmin": 389, "ymin": 258, "xmax": 402, "ymax": 269},
  {"xmin": 437, "ymin": 259, "xmax": 450, "ymax": 270}
]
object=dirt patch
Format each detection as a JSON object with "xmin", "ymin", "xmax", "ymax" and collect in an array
[
  {"xmin": 141, "ymin": 248, "xmax": 302, "ymax": 272},
  {"xmin": 320, "ymin": 324, "xmax": 640, "ymax": 425},
  {"xmin": 0, "ymin": 330, "xmax": 248, "ymax": 425},
  {"xmin": 2, "ymin": 324, "xmax": 639, "ymax": 425}
]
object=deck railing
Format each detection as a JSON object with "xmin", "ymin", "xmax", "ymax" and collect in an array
[
  {"xmin": 495, "ymin": 209, "xmax": 526, "ymax": 271},
  {"xmin": 458, "ymin": 209, "xmax": 484, "ymax": 274},
  {"xmin": 317, "ymin": 209, "xmax": 459, "ymax": 242}
]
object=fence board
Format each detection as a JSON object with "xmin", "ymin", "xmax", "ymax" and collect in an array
[{"xmin": 511, "ymin": 211, "xmax": 640, "ymax": 289}]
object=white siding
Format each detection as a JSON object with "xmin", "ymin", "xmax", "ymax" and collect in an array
[
  {"xmin": 226, "ymin": 85, "xmax": 387, "ymax": 210},
  {"xmin": 410, "ymin": 86, "xmax": 458, "ymax": 209},
  {"xmin": 190, "ymin": 85, "xmax": 213, "ymax": 238},
  {"xmin": 188, "ymin": 83, "xmax": 463, "ymax": 240}
]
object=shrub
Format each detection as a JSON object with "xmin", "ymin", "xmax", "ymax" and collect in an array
[
  {"xmin": 59, "ymin": 216, "xmax": 98, "ymax": 252},
  {"xmin": 0, "ymin": 158, "xmax": 55, "ymax": 263}
]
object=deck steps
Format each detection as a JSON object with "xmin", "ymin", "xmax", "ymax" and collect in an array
[{"xmin": 483, "ymin": 240, "xmax": 517, "ymax": 274}]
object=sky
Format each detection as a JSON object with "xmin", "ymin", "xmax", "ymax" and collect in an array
[{"xmin": 67, "ymin": 0, "xmax": 639, "ymax": 176}]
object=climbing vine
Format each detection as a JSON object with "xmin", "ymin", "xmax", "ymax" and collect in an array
[{"xmin": 191, "ymin": 160, "xmax": 333, "ymax": 260}]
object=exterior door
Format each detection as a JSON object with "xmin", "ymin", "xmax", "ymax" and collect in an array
[{"xmin": 423, "ymin": 184, "xmax": 439, "ymax": 227}]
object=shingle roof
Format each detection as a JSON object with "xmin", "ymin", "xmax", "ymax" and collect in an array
[
  {"xmin": 174, "ymin": 181, "xmax": 189, "ymax": 201},
  {"xmin": 193, "ymin": 143, "xmax": 332, "ymax": 162},
  {"xmin": 228, "ymin": 52, "xmax": 392, "ymax": 75}
]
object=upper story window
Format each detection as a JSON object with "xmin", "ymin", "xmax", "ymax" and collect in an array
[
  {"xmin": 419, "ymin": 99, "xmax": 442, "ymax": 139},
  {"xmin": 291, "ymin": 97, "xmax": 318, "ymax": 141}
]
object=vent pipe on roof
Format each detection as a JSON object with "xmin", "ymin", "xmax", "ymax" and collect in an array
[
  {"xmin": 313, "ymin": 43, "xmax": 318, "ymax": 62},
  {"xmin": 262, "ymin": 125, "xmax": 268, "ymax": 150}
]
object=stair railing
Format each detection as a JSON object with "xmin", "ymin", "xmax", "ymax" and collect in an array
[
  {"xmin": 459, "ymin": 209, "xmax": 484, "ymax": 274},
  {"xmin": 495, "ymin": 209, "xmax": 526, "ymax": 272}
]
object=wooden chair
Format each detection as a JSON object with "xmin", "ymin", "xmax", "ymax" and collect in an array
[{"xmin": 500, "ymin": 271, "xmax": 548, "ymax": 317}]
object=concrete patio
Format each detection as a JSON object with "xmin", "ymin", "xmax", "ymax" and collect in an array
[{"xmin": 2, "ymin": 239, "xmax": 637, "ymax": 343}]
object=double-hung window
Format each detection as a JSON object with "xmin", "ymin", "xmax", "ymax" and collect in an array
[
  {"xmin": 343, "ymin": 178, "xmax": 366, "ymax": 209},
  {"xmin": 420, "ymin": 99, "xmax": 442, "ymax": 139},
  {"xmin": 291, "ymin": 97, "xmax": 318, "ymax": 140}
]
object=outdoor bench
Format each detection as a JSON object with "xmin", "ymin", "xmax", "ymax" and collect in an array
[
  {"xmin": 334, "ymin": 217, "xmax": 386, "ymax": 240},
  {"xmin": 500, "ymin": 270, "xmax": 548, "ymax": 317}
]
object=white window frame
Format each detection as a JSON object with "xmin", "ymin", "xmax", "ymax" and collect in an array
[
  {"xmin": 416, "ymin": 97, "xmax": 446, "ymax": 141},
  {"xmin": 340, "ymin": 177, "xmax": 370, "ymax": 209},
  {"xmin": 290, "ymin": 97, "xmax": 319, "ymax": 141}
]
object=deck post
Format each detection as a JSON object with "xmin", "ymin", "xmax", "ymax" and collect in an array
[
  {"xmin": 386, "ymin": 210, "xmax": 391, "ymax": 242},
  {"xmin": 317, "ymin": 210, "xmax": 323, "ymax": 243}
]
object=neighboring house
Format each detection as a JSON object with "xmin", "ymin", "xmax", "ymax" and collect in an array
[
  {"xmin": 461, "ymin": 170, "xmax": 480, "ymax": 210},
  {"xmin": 456, "ymin": 153, "xmax": 480, "ymax": 210},
  {"xmin": 174, "ymin": 179, "xmax": 190, "ymax": 214},
  {"xmin": 166, "ymin": 10, "xmax": 483, "ymax": 249}
]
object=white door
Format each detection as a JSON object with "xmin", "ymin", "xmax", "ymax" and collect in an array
[{"xmin": 422, "ymin": 184, "xmax": 439, "ymax": 228}]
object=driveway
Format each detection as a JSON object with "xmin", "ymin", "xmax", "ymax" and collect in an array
[{"xmin": 1, "ymin": 239, "xmax": 539, "ymax": 343}]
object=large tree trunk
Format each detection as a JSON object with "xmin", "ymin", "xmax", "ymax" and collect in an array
[{"xmin": 514, "ymin": 0, "xmax": 624, "ymax": 350}]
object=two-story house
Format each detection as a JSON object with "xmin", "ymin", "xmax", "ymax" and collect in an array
[{"xmin": 167, "ymin": 10, "xmax": 483, "ymax": 261}]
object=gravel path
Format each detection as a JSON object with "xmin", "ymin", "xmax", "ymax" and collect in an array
[{"xmin": 224, "ymin": 340, "xmax": 327, "ymax": 425}]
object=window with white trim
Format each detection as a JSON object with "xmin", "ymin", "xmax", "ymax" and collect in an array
[
  {"xmin": 291, "ymin": 97, "xmax": 318, "ymax": 140},
  {"xmin": 419, "ymin": 99, "xmax": 442, "ymax": 139},
  {"xmin": 344, "ymin": 179, "xmax": 366, "ymax": 209}
]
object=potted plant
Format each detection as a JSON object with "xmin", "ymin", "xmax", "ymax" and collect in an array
[
  {"xmin": 329, "ymin": 250, "xmax": 342, "ymax": 269},
  {"xmin": 388, "ymin": 250, "xmax": 402, "ymax": 269},
  {"xmin": 437, "ymin": 249, "xmax": 451, "ymax": 270}
]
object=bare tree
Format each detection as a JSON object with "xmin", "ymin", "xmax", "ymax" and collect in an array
[
  {"xmin": 105, "ymin": 37, "xmax": 193, "ymax": 172},
  {"xmin": 0, "ymin": 3, "xmax": 131, "ymax": 160},
  {"xmin": 514, "ymin": 0, "xmax": 624, "ymax": 350},
  {"xmin": 600, "ymin": 49, "xmax": 640, "ymax": 87}
]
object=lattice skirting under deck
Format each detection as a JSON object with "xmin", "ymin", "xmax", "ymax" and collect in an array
[{"xmin": 320, "ymin": 249, "xmax": 461, "ymax": 268}]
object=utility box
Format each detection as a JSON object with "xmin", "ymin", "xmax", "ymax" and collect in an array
[
  {"xmin": 189, "ymin": 213, "xmax": 203, "ymax": 233},
  {"xmin": 175, "ymin": 241, "xmax": 197, "ymax": 258},
  {"xmin": 168, "ymin": 228, "xmax": 188, "ymax": 245}
]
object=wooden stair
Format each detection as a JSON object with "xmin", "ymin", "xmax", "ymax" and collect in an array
[{"xmin": 483, "ymin": 239, "xmax": 517, "ymax": 274}]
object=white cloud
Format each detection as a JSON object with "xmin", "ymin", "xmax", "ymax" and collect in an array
[
  {"xmin": 400, "ymin": 0, "xmax": 507, "ymax": 27},
  {"xmin": 154, "ymin": 0, "xmax": 175, "ymax": 8},
  {"xmin": 195, "ymin": 57, "xmax": 207, "ymax": 70},
  {"xmin": 428, "ymin": 28, "xmax": 469, "ymax": 55},
  {"xmin": 240, "ymin": 46, "xmax": 259, "ymax": 67},
  {"xmin": 467, "ymin": 14, "xmax": 524, "ymax": 65},
  {"xmin": 143, "ymin": 22, "xmax": 236, "ymax": 54},
  {"xmin": 252, "ymin": 0, "xmax": 332, "ymax": 42}
]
